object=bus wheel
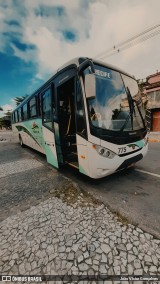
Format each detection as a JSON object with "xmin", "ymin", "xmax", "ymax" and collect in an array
[{"xmin": 19, "ymin": 135, "xmax": 24, "ymax": 147}]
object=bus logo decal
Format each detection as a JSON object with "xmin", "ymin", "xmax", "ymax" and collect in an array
[
  {"xmin": 127, "ymin": 143, "xmax": 140, "ymax": 150},
  {"xmin": 32, "ymin": 122, "xmax": 39, "ymax": 129}
]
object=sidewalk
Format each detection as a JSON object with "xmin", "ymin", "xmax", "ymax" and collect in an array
[
  {"xmin": 148, "ymin": 132, "xmax": 160, "ymax": 142},
  {"xmin": 1, "ymin": 185, "xmax": 160, "ymax": 280}
]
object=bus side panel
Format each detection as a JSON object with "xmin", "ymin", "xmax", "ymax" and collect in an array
[
  {"xmin": 76, "ymin": 134, "xmax": 90, "ymax": 177},
  {"xmin": 12, "ymin": 119, "xmax": 45, "ymax": 154},
  {"xmin": 42, "ymin": 126, "xmax": 59, "ymax": 168}
]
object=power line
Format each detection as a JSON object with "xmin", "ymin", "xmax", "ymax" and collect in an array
[
  {"xmin": 95, "ymin": 23, "xmax": 160, "ymax": 59},
  {"xmin": 95, "ymin": 23, "xmax": 160, "ymax": 58},
  {"xmin": 94, "ymin": 23, "xmax": 160, "ymax": 60},
  {"xmin": 99, "ymin": 28, "xmax": 160, "ymax": 60}
]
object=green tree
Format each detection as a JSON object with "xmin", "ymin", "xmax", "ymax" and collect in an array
[
  {"xmin": 0, "ymin": 110, "xmax": 12, "ymax": 130},
  {"xmin": 0, "ymin": 107, "xmax": 3, "ymax": 129},
  {"xmin": 14, "ymin": 95, "xmax": 28, "ymax": 106},
  {"xmin": 4, "ymin": 110, "xmax": 12, "ymax": 117}
]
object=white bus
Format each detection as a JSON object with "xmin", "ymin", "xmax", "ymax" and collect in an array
[{"xmin": 12, "ymin": 57, "xmax": 148, "ymax": 178}]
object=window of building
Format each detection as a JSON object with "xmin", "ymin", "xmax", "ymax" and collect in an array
[
  {"xmin": 29, "ymin": 97, "xmax": 37, "ymax": 118},
  {"xmin": 155, "ymin": 90, "xmax": 160, "ymax": 100}
]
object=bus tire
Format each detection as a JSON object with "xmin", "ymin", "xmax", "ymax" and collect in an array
[{"xmin": 19, "ymin": 135, "xmax": 24, "ymax": 147}]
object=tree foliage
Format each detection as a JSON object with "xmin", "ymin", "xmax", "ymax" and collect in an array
[
  {"xmin": 0, "ymin": 110, "xmax": 12, "ymax": 129},
  {"xmin": 4, "ymin": 110, "xmax": 12, "ymax": 117},
  {"xmin": 14, "ymin": 95, "xmax": 28, "ymax": 106}
]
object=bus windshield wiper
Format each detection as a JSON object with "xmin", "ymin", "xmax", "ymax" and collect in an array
[
  {"xmin": 133, "ymin": 96, "xmax": 146, "ymax": 129},
  {"xmin": 120, "ymin": 87, "xmax": 135, "ymax": 132}
]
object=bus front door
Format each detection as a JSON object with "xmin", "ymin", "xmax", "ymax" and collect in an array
[
  {"xmin": 54, "ymin": 73, "xmax": 78, "ymax": 168},
  {"xmin": 41, "ymin": 88, "xmax": 59, "ymax": 168}
]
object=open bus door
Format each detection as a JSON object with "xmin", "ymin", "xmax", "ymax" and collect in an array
[
  {"xmin": 75, "ymin": 59, "xmax": 96, "ymax": 177},
  {"xmin": 52, "ymin": 63, "xmax": 94, "ymax": 176},
  {"xmin": 41, "ymin": 86, "xmax": 59, "ymax": 168},
  {"xmin": 54, "ymin": 70, "xmax": 79, "ymax": 169}
]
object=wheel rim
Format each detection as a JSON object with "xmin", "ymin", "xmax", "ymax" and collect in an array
[{"xmin": 20, "ymin": 137, "xmax": 23, "ymax": 146}]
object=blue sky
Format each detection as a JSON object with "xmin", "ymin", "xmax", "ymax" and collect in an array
[{"xmin": 0, "ymin": 0, "xmax": 160, "ymax": 116}]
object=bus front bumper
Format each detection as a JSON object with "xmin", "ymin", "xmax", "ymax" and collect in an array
[{"xmin": 88, "ymin": 143, "xmax": 148, "ymax": 179}]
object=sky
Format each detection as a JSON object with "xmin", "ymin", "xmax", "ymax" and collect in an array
[{"xmin": 0, "ymin": 0, "xmax": 160, "ymax": 117}]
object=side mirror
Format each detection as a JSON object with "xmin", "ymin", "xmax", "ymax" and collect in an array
[
  {"xmin": 78, "ymin": 59, "xmax": 95, "ymax": 75},
  {"xmin": 85, "ymin": 74, "xmax": 96, "ymax": 99}
]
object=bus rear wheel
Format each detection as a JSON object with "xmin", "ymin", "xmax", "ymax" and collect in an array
[{"xmin": 19, "ymin": 135, "xmax": 24, "ymax": 147}]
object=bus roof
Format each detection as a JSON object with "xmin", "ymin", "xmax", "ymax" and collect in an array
[
  {"xmin": 57, "ymin": 57, "xmax": 133, "ymax": 79},
  {"xmin": 13, "ymin": 57, "xmax": 135, "ymax": 112}
]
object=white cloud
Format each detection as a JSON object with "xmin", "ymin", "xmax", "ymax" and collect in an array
[
  {"xmin": 10, "ymin": 42, "xmax": 36, "ymax": 63},
  {"xmin": 0, "ymin": 103, "xmax": 15, "ymax": 118},
  {"xmin": 2, "ymin": 104, "xmax": 13, "ymax": 111},
  {"xmin": 0, "ymin": 0, "xmax": 160, "ymax": 81},
  {"xmin": 94, "ymin": 0, "xmax": 160, "ymax": 78}
]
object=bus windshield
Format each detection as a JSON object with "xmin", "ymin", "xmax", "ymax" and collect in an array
[{"xmin": 87, "ymin": 65, "xmax": 145, "ymax": 132}]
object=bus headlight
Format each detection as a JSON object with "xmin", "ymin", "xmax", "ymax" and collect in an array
[{"xmin": 95, "ymin": 145, "xmax": 116, "ymax": 159}]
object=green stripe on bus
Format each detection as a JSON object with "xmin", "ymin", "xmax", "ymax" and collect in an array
[{"xmin": 15, "ymin": 125, "xmax": 41, "ymax": 147}]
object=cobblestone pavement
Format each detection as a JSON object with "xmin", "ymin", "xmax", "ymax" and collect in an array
[{"xmin": 1, "ymin": 189, "xmax": 160, "ymax": 283}]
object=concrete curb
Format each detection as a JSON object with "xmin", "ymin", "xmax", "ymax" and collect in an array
[{"xmin": 148, "ymin": 138, "xmax": 160, "ymax": 142}]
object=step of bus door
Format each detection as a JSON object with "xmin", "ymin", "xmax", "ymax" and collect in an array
[
  {"xmin": 65, "ymin": 152, "xmax": 78, "ymax": 163},
  {"xmin": 66, "ymin": 134, "xmax": 76, "ymax": 143},
  {"xmin": 66, "ymin": 161, "xmax": 78, "ymax": 169},
  {"xmin": 62, "ymin": 138, "xmax": 76, "ymax": 150}
]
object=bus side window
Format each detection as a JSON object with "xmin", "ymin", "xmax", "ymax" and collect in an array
[
  {"xmin": 17, "ymin": 110, "xmax": 19, "ymax": 122},
  {"xmin": 29, "ymin": 97, "xmax": 37, "ymax": 118},
  {"xmin": 51, "ymin": 84, "xmax": 55, "ymax": 117},
  {"xmin": 21, "ymin": 107, "xmax": 24, "ymax": 121},
  {"xmin": 12, "ymin": 113, "xmax": 15, "ymax": 123},
  {"xmin": 42, "ymin": 88, "xmax": 52, "ymax": 130},
  {"xmin": 18, "ymin": 108, "xmax": 22, "ymax": 122},
  {"xmin": 15, "ymin": 111, "xmax": 18, "ymax": 123},
  {"xmin": 76, "ymin": 80, "xmax": 87, "ymax": 138},
  {"xmin": 38, "ymin": 93, "xmax": 41, "ymax": 117},
  {"xmin": 23, "ymin": 104, "xmax": 28, "ymax": 120}
]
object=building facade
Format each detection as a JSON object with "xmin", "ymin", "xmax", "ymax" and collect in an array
[{"xmin": 140, "ymin": 72, "xmax": 160, "ymax": 132}]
